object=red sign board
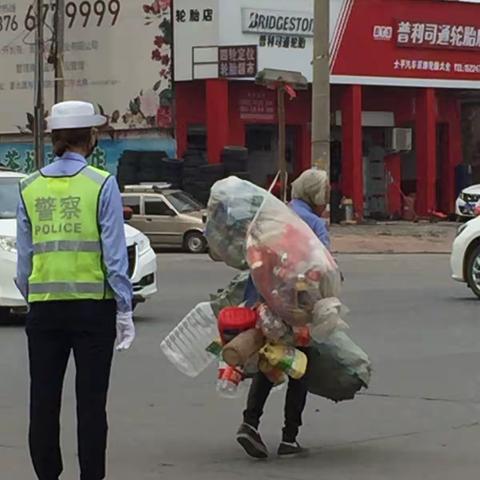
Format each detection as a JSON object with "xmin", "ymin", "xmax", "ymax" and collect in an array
[
  {"xmin": 332, "ymin": 0, "xmax": 480, "ymax": 86},
  {"xmin": 218, "ymin": 45, "xmax": 258, "ymax": 79},
  {"xmin": 395, "ymin": 20, "xmax": 480, "ymax": 51},
  {"xmin": 239, "ymin": 91, "xmax": 275, "ymax": 121}
]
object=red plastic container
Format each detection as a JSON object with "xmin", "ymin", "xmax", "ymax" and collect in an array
[{"xmin": 218, "ymin": 307, "xmax": 258, "ymax": 344}]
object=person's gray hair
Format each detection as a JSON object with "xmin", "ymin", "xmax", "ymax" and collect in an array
[{"xmin": 291, "ymin": 168, "xmax": 329, "ymax": 206}]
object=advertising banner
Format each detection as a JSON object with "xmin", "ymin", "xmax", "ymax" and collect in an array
[
  {"xmin": 332, "ymin": 0, "xmax": 480, "ymax": 87},
  {"xmin": 0, "ymin": 0, "xmax": 173, "ymax": 133}
]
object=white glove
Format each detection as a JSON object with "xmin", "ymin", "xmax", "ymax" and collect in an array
[{"xmin": 116, "ymin": 311, "xmax": 135, "ymax": 351}]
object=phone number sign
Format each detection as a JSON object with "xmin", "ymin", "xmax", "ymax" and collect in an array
[{"xmin": 0, "ymin": 0, "xmax": 120, "ymax": 33}]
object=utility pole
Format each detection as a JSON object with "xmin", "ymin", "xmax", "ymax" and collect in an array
[
  {"xmin": 53, "ymin": 0, "xmax": 65, "ymax": 103},
  {"xmin": 34, "ymin": 0, "xmax": 45, "ymax": 168},
  {"xmin": 311, "ymin": 0, "xmax": 330, "ymax": 175}
]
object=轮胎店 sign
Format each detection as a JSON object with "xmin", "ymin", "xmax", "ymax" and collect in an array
[{"xmin": 242, "ymin": 8, "xmax": 314, "ymax": 37}]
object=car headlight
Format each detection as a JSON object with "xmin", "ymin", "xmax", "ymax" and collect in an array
[
  {"xmin": 459, "ymin": 192, "xmax": 466, "ymax": 201},
  {"xmin": 0, "ymin": 235, "xmax": 17, "ymax": 254},
  {"xmin": 136, "ymin": 234, "xmax": 151, "ymax": 255}
]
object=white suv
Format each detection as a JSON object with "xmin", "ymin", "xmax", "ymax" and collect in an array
[
  {"xmin": 0, "ymin": 169, "xmax": 158, "ymax": 321},
  {"xmin": 451, "ymin": 216, "xmax": 480, "ymax": 298}
]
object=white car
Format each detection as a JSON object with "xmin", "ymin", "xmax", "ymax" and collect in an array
[
  {"xmin": 456, "ymin": 184, "xmax": 480, "ymax": 220},
  {"xmin": 0, "ymin": 169, "xmax": 157, "ymax": 321},
  {"xmin": 451, "ymin": 216, "xmax": 480, "ymax": 298}
]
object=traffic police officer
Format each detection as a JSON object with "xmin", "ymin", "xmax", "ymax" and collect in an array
[{"xmin": 16, "ymin": 101, "xmax": 135, "ymax": 480}]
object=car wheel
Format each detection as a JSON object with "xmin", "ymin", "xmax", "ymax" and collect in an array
[
  {"xmin": 466, "ymin": 245, "xmax": 480, "ymax": 298},
  {"xmin": 185, "ymin": 232, "xmax": 207, "ymax": 254}
]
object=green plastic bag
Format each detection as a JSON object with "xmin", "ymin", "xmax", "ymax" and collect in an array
[
  {"xmin": 210, "ymin": 271, "xmax": 250, "ymax": 317},
  {"xmin": 306, "ymin": 331, "xmax": 371, "ymax": 403}
]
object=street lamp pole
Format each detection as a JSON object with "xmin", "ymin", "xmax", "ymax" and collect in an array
[
  {"xmin": 311, "ymin": 0, "xmax": 330, "ymax": 175},
  {"xmin": 34, "ymin": 0, "xmax": 45, "ymax": 168}
]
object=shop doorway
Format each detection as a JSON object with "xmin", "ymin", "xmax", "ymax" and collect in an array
[{"xmin": 245, "ymin": 124, "xmax": 296, "ymax": 188}]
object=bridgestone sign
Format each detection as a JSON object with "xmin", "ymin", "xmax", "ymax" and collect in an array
[{"xmin": 242, "ymin": 8, "xmax": 314, "ymax": 37}]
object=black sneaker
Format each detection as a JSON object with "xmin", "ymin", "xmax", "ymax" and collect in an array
[
  {"xmin": 277, "ymin": 441, "xmax": 309, "ymax": 457},
  {"xmin": 236, "ymin": 423, "xmax": 269, "ymax": 459}
]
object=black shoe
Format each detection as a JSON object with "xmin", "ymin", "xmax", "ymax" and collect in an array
[
  {"xmin": 277, "ymin": 441, "xmax": 309, "ymax": 457},
  {"xmin": 236, "ymin": 423, "xmax": 269, "ymax": 459}
]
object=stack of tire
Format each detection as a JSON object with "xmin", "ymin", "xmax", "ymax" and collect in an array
[
  {"xmin": 118, "ymin": 150, "xmax": 184, "ymax": 190},
  {"xmin": 116, "ymin": 150, "xmax": 141, "ymax": 190},
  {"xmin": 182, "ymin": 149, "xmax": 224, "ymax": 205},
  {"xmin": 159, "ymin": 158, "xmax": 184, "ymax": 188},
  {"xmin": 137, "ymin": 151, "xmax": 168, "ymax": 183},
  {"xmin": 221, "ymin": 146, "xmax": 250, "ymax": 181}
]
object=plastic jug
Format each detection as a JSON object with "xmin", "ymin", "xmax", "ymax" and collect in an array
[{"xmin": 160, "ymin": 302, "xmax": 218, "ymax": 377}]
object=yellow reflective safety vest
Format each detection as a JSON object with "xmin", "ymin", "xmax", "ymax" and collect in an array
[{"xmin": 20, "ymin": 166, "xmax": 114, "ymax": 303}]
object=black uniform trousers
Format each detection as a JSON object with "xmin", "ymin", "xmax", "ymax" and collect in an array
[
  {"xmin": 243, "ymin": 348, "xmax": 310, "ymax": 443},
  {"xmin": 26, "ymin": 300, "xmax": 116, "ymax": 480}
]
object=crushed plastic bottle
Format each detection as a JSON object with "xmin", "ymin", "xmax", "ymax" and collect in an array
[
  {"xmin": 216, "ymin": 362, "xmax": 245, "ymax": 399},
  {"xmin": 160, "ymin": 302, "xmax": 218, "ymax": 377}
]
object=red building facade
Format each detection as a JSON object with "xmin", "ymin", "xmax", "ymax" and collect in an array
[{"xmin": 174, "ymin": 0, "xmax": 480, "ymax": 218}]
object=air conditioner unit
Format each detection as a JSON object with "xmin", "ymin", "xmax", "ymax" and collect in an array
[{"xmin": 386, "ymin": 128, "xmax": 412, "ymax": 152}]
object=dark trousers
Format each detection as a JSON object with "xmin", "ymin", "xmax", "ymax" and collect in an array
[
  {"xmin": 26, "ymin": 300, "xmax": 116, "ymax": 480},
  {"xmin": 243, "ymin": 350, "xmax": 310, "ymax": 443}
]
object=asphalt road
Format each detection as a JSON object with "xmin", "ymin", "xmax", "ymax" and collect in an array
[{"xmin": 1, "ymin": 254, "xmax": 480, "ymax": 480}]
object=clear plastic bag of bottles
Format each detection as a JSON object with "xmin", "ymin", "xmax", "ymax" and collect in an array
[
  {"xmin": 205, "ymin": 176, "xmax": 268, "ymax": 270},
  {"xmin": 246, "ymin": 192, "xmax": 342, "ymax": 326}
]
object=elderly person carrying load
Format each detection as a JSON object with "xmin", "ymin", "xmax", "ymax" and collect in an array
[{"xmin": 237, "ymin": 168, "xmax": 331, "ymax": 459}]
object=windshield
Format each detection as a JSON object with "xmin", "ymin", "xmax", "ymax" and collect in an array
[
  {"xmin": 166, "ymin": 191, "xmax": 203, "ymax": 213},
  {"xmin": 0, "ymin": 178, "xmax": 21, "ymax": 219}
]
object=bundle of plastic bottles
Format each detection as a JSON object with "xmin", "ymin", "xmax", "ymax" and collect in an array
[{"xmin": 161, "ymin": 176, "xmax": 371, "ymax": 401}]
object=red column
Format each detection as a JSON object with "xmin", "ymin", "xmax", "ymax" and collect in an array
[
  {"xmin": 206, "ymin": 79, "xmax": 229, "ymax": 164},
  {"xmin": 341, "ymin": 85, "xmax": 363, "ymax": 219},
  {"xmin": 443, "ymin": 101, "xmax": 462, "ymax": 213},
  {"xmin": 416, "ymin": 88, "xmax": 437, "ymax": 215},
  {"xmin": 292, "ymin": 124, "xmax": 312, "ymax": 176}
]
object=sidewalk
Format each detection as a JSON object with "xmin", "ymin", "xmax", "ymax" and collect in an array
[{"xmin": 331, "ymin": 221, "xmax": 458, "ymax": 254}]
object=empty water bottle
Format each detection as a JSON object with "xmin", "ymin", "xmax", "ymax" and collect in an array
[
  {"xmin": 216, "ymin": 362, "xmax": 245, "ymax": 399},
  {"xmin": 160, "ymin": 302, "xmax": 218, "ymax": 377}
]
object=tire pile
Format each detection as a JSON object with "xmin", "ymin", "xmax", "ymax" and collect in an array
[
  {"xmin": 221, "ymin": 146, "xmax": 250, "ymax": 181},
  {"xmin": 117, "ymin": 150, "xmax": 183, "ymax": 190},
  {"xmin": 116, "ymin": 146, "xmax": 251, "ymax": 205}
]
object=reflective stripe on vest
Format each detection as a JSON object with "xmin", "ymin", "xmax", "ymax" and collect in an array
[
  {"xmin": 32, "ymin": 240, "xmax": 101, "ymax": 254},
  {"xmin": 20, "ymin": 165, "xmax": 114, "ymax": 303},
  {"xmin": 20, "ymin": 171, "xmax": 41, "ymax": 191},
  {"xmin": 29, "ymin": 282, "xmax": 106, "ymax": 295},
  {"xmin": 80, "ymin": 167, "xmax": 108, "ymax": 185}
]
